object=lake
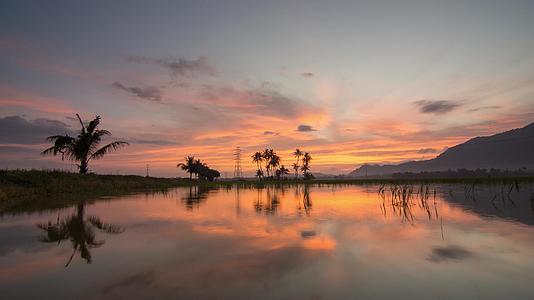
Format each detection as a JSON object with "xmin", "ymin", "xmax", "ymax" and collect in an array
[{"xmin": 1, "ymin": 184, "xmax": 534, "ymax": 299}]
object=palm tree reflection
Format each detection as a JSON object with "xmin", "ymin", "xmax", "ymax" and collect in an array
[
  {"xmin": 181, "ymin": 186, "xmax": 214, "ymax": 210},
  {"xmin": 254, "ymin": 186, "xmax": 280, "ymax": 215},
  {"xmin": 297, "ymin": 185, "xmax": 313, "ymax": 215},
  {"xmin": 37, "ymin": 203, "xmax": 124, "ymax": 267}
]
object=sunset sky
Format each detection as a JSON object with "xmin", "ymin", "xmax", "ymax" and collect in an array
[{"xmin": 1, "ymin": 0, "xmax": 534, "ymax": 177}]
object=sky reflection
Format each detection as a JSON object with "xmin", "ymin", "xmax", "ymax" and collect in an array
[{"xmin": 1, "ymin": 184, "xmax": 534, "ymax": 299}]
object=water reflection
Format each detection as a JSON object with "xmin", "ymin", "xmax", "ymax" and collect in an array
[
  {"xmin": 37, "ymin": 202, "xmax": 124, "ymax": 267},
  {"xmin": 297, "ymin": 185, "xmax": 313, "ymax": 215},
  {"xmin": 378, "ymin": 184, "xmax": 440, "ymax": 224},
  {"xmin": 1, "ymin": 184, "xmax": 534, "ymax": 299},
  {"xmin": 253, "ymin": 186, "xmax": 281, "ymax": 215},
  {"xmin": 181, "ymin": 185, "xmax": 215, "ymax": 210}
]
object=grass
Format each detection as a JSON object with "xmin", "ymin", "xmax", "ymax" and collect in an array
[
  {"xmin": 2, "ymin": 169, "xmax": 534, "ymax": 213},
  {"xmin": 0, "ymin": 169, "xmax": 192, "ymax": 213}
]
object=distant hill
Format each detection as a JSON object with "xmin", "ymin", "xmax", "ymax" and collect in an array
[{"xmin": 348, "ymin": 122, "xmax": 534, "ymax": 177}]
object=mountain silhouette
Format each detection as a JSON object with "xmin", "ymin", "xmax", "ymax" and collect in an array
[{"xmin": 349, "ymin": 122, "xmax": 534, "ymax": 177}]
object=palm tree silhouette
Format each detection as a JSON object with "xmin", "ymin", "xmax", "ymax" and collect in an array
[
  {"xmin": 293, "ymin": 149, "xmax": 303, "ymax": 179},
  {"xmin": 37, "ymin": 203, "xmax": 124, "ymax": 267},
  {"xmin": 301, "ymin": 152, "xmax": 313, "ymax": 179},
  {"xmin": 255, "ymin": 169, "xmax": 264, "ymax": 179},
  {"xmin": 251, "ymin": 152, "xmax": 264, "ymax": 179},
  {"xmin": 177, "ymin": 156, "xmax": 196, "ymax": 179},
  {"xmin": 262, "ymin": 149, "xmax": 273, "ymax": 177},
  {"xmin": 41, "ymin": 114, "xmax": 129, "ymax": 174},
  {"xmin": 269, "ymin": 153, "xmax": 281, "ymax": 177},
  {"xmin": 278, "ymin": 165, "xmax": 290, "ymax": 180},
  {"xmin": 194, "ymin": 159, "xmax": 206, "ymax": 179}
]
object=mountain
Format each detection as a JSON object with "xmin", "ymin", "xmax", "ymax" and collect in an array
[{"xmin": 348, "ymin": 122, "xmax": 534, "ymax": 177}]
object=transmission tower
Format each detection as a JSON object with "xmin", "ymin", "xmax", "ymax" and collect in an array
[{"xmin": 233, "ymin": 147, "xmax": 243, "ymax": 178}]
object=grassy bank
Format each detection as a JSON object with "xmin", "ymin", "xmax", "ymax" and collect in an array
[
  {"xmin": 0, "ymin": 169, "xmax": 192, "ymax": 213},
  {"xmin": 2, "ymin": 169, "xmax": 534, "ymax": 213}
]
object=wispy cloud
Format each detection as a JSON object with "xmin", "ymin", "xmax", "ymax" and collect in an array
[
  {"xmin": 112, "ymin": 82, "xmax": 163, "ymax": 102},
  {"xmin": 297, "ymin": 124, "xmax": 317, "ymax": 132},
  {"xmin": 263, "ymin": 131, "xmax": 280, "ymax": 136},
  {"xmin": 198, "ymin": 84, "xmax": 321, "ymax": 119},
  {"xmin": 414, "ymin": 100, "xmax": 461, "ymax": 115},
  {"xmin": 417, "ymin": 148, "xmax": 438, "ymax": 154},
  {"xmin": 467, "ymin": 105, "xmax": 502, "ymax": 113},
  {"xmin": 124, "ymin": 55, "xmax": 216, "ymax": 77}
]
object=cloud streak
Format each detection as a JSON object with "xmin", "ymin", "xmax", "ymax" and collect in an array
[
  {"xmin": 297, "ymin": 124, "xmax": 317, "ymax": 132},
  {"xmin": 124, "ymin": 55, "xmax": 216, "ymax": 77},
  {"xmin": 467, "ymin": 105, "xmax": 502, "ymax": 112},
  {"xmin": 112, "ymin": 82, "xmax": 163, "ymax": 102},
  {"xmin": 417, "ymin": 148, "xmax": 438, "ymax": 154},
  {"xmin": 414, "ymin": 100, "xmax": 461, "ymax": 115}
]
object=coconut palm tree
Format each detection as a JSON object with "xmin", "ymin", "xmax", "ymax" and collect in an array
[
  {"xmin": 177, "ymin": 156, "xmax": 196, "ymax": 179},
  {"xmin": 269, "ymin": 153, "xmax": 281, "ymax": 175},
  {"xmin": 41, "ymin": 114, "xmax": 129, "ymax": 174},
  {"xmin": 193, "ymin": 158, "xmax": 206, "ymax": 179},
  {"xmin": 293, "ymin": 148, "xmax": 303, "ymax": 179},
  {"xmin": 255, "ymin": 169, "xmax": 264, "ymax": 179},
  {"xmin": 251, "ymin": 152, "xmax": 264, "ymax": 179},
  {"xmin": 301, "ymin": 152, "xmax": 312, "ymax": 179},
  {"xmin": 262, "ymin": 149, "xmax": 273, "ymax": 177},
  {"xmin": 278, "ymin": 165, "xmax": 290, "ymax": 180},
  {"xmin": 37, "ymin": 203, "xmax": 123, "ymax": 267}
]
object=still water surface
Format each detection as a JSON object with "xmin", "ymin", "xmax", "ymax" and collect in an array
[{"xmin": 1, "ymin": 184, "xmax": 534, "ymax": 299}]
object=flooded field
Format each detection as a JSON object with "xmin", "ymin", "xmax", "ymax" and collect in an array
[{"xmin": 1, "ymin": 184, "xmax": 534, "ymax": 299}]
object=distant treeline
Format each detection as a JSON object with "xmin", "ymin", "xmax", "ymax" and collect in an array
[
  {"xmin": 391, "ymin": 168, "xmax": 534, "ymax": 179},
  {"xmin": 177, "ymin": 156, "xmax": 220, "ymax": 181}
]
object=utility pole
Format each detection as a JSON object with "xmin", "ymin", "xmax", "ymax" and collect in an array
[{"xmin": 146, "ymin": 164, "xmax": 149, "ymax": 178}]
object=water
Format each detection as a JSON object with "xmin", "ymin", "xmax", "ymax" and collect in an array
[{"xmin": 1, "ymin": 184, "xmax": 534, "ymax": 299}]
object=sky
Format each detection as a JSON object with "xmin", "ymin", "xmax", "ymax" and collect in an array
[{"xmin": 1, "ymin": 0, "xmax": 534, "ymax": 177}]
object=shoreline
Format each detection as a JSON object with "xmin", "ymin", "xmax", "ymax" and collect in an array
[{"xmin": 2, "ymin": 169, "xmax": 534, "ymax": 213}]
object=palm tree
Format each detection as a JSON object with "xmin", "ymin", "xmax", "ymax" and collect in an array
[
  {"xmin": 177, "ymin": 156, "xmax": 196, "ymax": 179},
  {"xmin": 37, "ymin": 203, "xmax": 123, "ymax": 267},
  {"xmin": 293, "ymin": 148, "xmax": 303, "ymax": 179},
  {"xmin": 251, "ymin": 152, "xmax": 264, "ymax": 179},
  {"xmin": 255, "ymin": 169, "xmax": 264, "ymax": 179},
  {"xmin": 301, "ymin": 152, "xmax": 312, "ymax": 179},
  {"xmin": 41, "ymin": 114, "xmax": 129, "ymax": 174},
  {"xmin": 278, "ymin": 165, "xmax": 290, "ymax": 180},
  {"xmin": 262, "ymin": 149, "xmax": 273, "ymax": 177},
  {"xmin": 194, "ymin": 158, "xmax": 206, "ymax": 179},
  {"xmin": 269, "ymin": 153, "xmax": 281, "ymax": 176}
]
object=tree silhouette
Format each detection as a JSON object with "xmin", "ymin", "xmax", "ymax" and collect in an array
[
  {"xmin": 37, "ymin": 203, "xmax": 123, "ymax": 267},
  {"xmin": 268, "ymin": 153, "xmax": 281, "ymax": 178},
  {"xmin": 293, "ymin": 148, "xmax": 303, "ymax": 179},
  {"xmin": 276, "ymin": 165, "xmax": 290, "ymax": 180},
  {"xmin": 41, "ymin": 114, "xmax": 129, "ymax": 174},
  {"xmin": 251, "ymin": 152, "xmax": 264, "ymax": 179},
  {"xmin": 178, "ymin": 156, "xmax": 220, "ymax": 181},
  {"xmin": 262, "ymin": 149, "xmax": 274, "ymax": 177},
  {"xmin": 301, "ymin": 152, "xmax": 313, "ymax": 179},
  {"xmin": 178, "ymin": 156, "xmax": 196, "ymax": 179}
]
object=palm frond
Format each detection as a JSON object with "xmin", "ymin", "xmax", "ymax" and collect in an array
[
  {"xmin": 76, "ymin": 113, "xmax": 86, "ymax": 133},
  {"xmin": 90, "ymin": 141, "xmax": 129, "ymax": 160},
  {"xmin": 41, "ymin": 135, "xmax": 75, "ymax": 158},
  {"xmin": 88, "ymin": 216, "xmax": 124, "ymax": 234},
  {"xmin": 86, "ymin": 115, "xmax": 101, "ymax": 133}
]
